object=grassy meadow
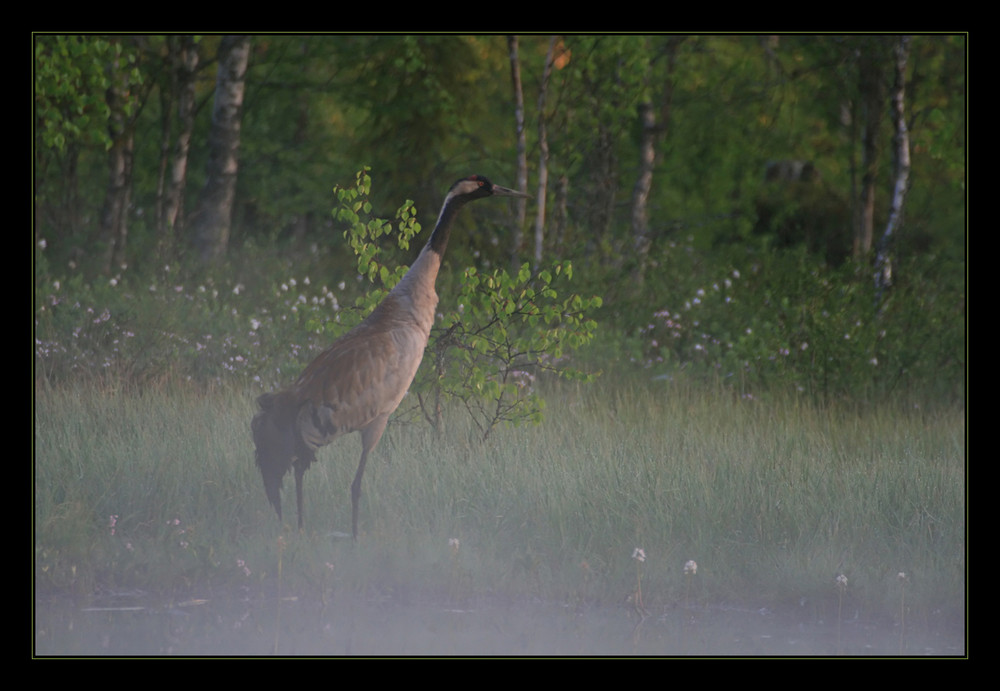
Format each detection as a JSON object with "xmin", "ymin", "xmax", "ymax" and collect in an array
[{"xmin": 34, "ymin": 372, "xmax": 965, "ymax": 639}]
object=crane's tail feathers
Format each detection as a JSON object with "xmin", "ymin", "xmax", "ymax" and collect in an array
[{"xmin": 252, "ymin": 393, "xmax": 295, "ymax": 519}]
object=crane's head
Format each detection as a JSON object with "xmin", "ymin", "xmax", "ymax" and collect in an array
[
  {"xmin": 428, "ymin": 175, "xmax": 531, "ymax": 255},
  {"xmin": 447, "ymin": 175, "xmax": 531, "ymax": 205}
]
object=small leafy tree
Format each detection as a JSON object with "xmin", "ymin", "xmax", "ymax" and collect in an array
[
  {"xmin": 328, "ymin": 169, "xmax": 601, "ymax": 440},
  {"xmin": 419, "ymin": 261, "xmax": 600, "ymax": 440}
]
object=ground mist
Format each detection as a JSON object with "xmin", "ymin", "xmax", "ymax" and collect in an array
[{"xmin": 34, "ymin": 372, "xmax": 964, "ymax": 642}]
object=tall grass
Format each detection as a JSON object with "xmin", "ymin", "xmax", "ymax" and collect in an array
[{"xmin": 34, "ymin": 374, "xmax": 964, "ymax": 632}]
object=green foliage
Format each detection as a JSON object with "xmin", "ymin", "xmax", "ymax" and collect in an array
[
  {"xmin": 331, "ymin": 170, "xmax": 602, "ymax": 439},
  {"xmin": 333, "ymin": 168, "xmax": 420, "ymax": 288},
  {"xmin": 33, "ymin": 238, "xmax": 361, "ymax": 393},
  {"xmin": 753, "ymin": 178, "xmax": 854, "ymax": 265},
  {"xmin": 322, "ymin": 36, "xmax": 512, "ymax": 214},
  {"xmin": 34, "ymin": 35, "xmax": 148, "ymax": 273},
  {"xmin": 33, "ymin": 35, "xmax": 966, "ymax": 258},
  {"xmin": 33, "ymin": 35, "xmax": 964, "ymax": 409},
  {"xmin": 34, "ymin": 36, "xmax": 129, "ymax": 153},
  {"xmin": 233, "ymin": 37, "xmax": 348, "ymax": 238},
  {"xmin": 34, "ymin": 262, "xmax": 254, "ymax": 389},
  {"xmin": 625, "ymin": 241, "xmax": 964, "ymax": 406},
  {"xmin": 417, "ymin": 261, "xmax": 600, "ymax": 440}
]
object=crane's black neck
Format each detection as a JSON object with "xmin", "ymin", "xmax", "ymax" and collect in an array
[{"xmin": 427, "ymin": 194, "xmax": 472, "ymax": 257}]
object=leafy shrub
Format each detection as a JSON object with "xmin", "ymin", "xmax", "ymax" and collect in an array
[
  {"xmin": 630, "ymin": 241, "xmax": 963, "ymax": 405},
  {"xmin": 415, "ymin": 261, "xmax": 600, "ymax": 440}
]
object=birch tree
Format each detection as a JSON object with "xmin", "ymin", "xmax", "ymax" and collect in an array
[
  {"xmin": 874, "ymin": 35, "xmax": 912, "ymax": 308},
  {"xmin": 97, "ymin": 39, "xmax": 144, "ymax": 275},
  {"xmin": 630, "ymin": 36, "xmax": 683, "ymax": 283},
  {"xmin": 157, "ymin": 35, "xmax": 200, "ymax": 250},
  {"xmin": 532, "ymin": 36, "xmax": 558, "ymax": 270},
  {"xmin": 852, "ymin": 38, "xmax": 893, "ymax": 259},
  {"xmin": 191, "ymin": 35, "xmax": 250, "ymax": 262},
  {"xmin": 507, "ymin": 35, "xmax": 529, "ymax": 270}
]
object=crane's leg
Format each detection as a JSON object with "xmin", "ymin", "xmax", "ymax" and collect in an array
[
  {"xmin": 351, "ymin": 414, "xmax": 389, "ymax": 540},
  {"xmin": 291, "ymin": 446, "xmax": 315, "ymax": 532},
  {"xmin": 294, "ymin": 463, "xmax": 306, "ymax": 531},
  {"xmin": 350, "ymin": 448, "xmax": 369, "ymax": 540}
]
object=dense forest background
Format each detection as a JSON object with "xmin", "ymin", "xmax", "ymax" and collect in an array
[{"xmin": 33, "ymin": 34, "xmax": 966, "ymax": 410}]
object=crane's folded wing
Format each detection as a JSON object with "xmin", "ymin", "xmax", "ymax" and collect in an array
[{"xmin": 293, "ymin": 319, "xmax": 425, "ymax": 448}]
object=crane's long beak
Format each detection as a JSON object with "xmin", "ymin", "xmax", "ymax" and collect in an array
[{"xmin": 492, "ymin": 183, "xmax": 532, "ymax": 199}]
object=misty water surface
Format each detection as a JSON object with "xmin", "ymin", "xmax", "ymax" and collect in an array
[{"xmin": 35, "ymin": 590, "xmax": 964, "ymax": 657}]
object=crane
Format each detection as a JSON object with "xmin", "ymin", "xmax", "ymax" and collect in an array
[{"xmin": 252, "ymin": 175, "xmax": 530, "ymax": 539}]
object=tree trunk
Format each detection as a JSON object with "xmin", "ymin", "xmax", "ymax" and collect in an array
[
  {"xmin": 507, "ymin": 35, "xmax": 529, "ymax": 270},
  {"xmin": 192, "ymin": 35, "xmax": 250, "ymax": 263},
  {"xmin": 630, "ymin": 100, "xmax": 655, "ymax": 280},
  {"xmin": 875, "ymin": 36, "xmax": 911, "ymax": 308},
  {"xmin": 159, "ymin": 35, "xmax": 200, "ymax": 250},
  {"xmin": 853, "ymin": 41, "xmax": 885, "ymax": 259},
  {"xmin": 590, "ymin": 124, "xmax": 617, "ymax": 261},
  {"xmin": 532, "ymin": 36, "xmax": 557, "ymax": 270},
  {"xmin": 553, "ymin": 174, "xmax": 569, "ymax": 255},
  {"xmin": 631, "ymin": 37, "xmax": 683, "ymax": 283},
  {"xmin": 98, "ymin": 127, "xmax": 134, "ymax": 274},
  {"xmin": 98, "ymin": 48, "xmax": 138, "ymax": 275}
]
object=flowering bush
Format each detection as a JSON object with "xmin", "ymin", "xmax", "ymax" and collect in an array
[
  {"xmin": 632, "ymin": 242, "xmax": 964, "ymax": 404},
  {"xmin": 33, "ymin": 256, "xmax": 355, "ymax": 390}
]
